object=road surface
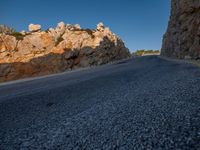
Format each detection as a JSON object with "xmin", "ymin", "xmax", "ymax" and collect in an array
[{"xmin": 0, "ymin": 56, "xmax": 200, "ymax": 149}]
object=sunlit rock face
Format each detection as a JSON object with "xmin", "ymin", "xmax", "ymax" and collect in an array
[
  {"xmin": 0, "ymin": 22, "xmax": 130, "ymax": 82},
  {"xmin": 161, "ymin": 0, "xmax": 200, "ymax": 59},
  {"xmin": 28, "ymin": 24, "xmax": 41, "ymax": 32}
]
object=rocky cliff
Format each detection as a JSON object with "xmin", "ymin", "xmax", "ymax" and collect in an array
[
  {"xmin": 161, "ymin": 0, "xmax": 200, "ymax": 59},
  {"xmin": 0, "ymin": 22, "xmax": 130, "ymax": 82}
]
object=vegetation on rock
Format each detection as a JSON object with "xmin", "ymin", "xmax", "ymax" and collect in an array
[
  {"xmin": 0, "ymin": 25, "xmax": 16, "ymax": 34},
  {"xmin": 133, "ymin": 50, "xmax": 160, "ymax": 56},
  {"xmin": 10, "ymin": 32, "xmax": 25, "ymax": 41}
]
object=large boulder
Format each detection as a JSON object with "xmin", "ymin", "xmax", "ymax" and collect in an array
[
  {"xmin": 55, "ymin": 22, "xmax": 66, "ymax": 34},
  {"xmin": 29, "ymin": 24, "xmax": 41, "ymax": 32},
  {"xmin": 0, "ymin": 22, "xmax": 130, "ymax": 82},
  {"xmin": 161, "ymin": 0, "xmax": 200, "ymax": 59}
]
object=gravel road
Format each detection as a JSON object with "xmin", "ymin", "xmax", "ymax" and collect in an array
[{"xmin": 0, "ymin": 56, "xmax": 200, "ymax": 150}]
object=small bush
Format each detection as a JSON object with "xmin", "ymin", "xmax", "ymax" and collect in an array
[
  {"xmin": 10, "ymin": 32, "xmax": 25, "ymax": 41},
  {"xmin": 134, "ymin": 49, "xmax": 160, "ymax": 56}
]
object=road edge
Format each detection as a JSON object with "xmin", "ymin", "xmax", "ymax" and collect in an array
[{"xmin": 158, "ymin": 56, "xmax": 200, "ymax": 68}]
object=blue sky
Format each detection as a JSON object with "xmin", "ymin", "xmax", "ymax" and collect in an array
[{"xmin": 0, "ymin": 0, "xmax": 170, "ymax": 51}]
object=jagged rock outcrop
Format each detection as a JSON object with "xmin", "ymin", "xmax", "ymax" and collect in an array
[
  {"xmin": 29, "ymin": 24, "xmax": 41, "ymax": 32},
  {"xmin": 0, "ymin": 22, "xmax": 130, "ymax": 82},
  {"xmin": 161, "ymin": 0, "xmax": 200, "ymax": 59}
]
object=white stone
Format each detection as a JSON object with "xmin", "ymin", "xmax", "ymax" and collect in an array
[
  {"xmin": 57, "ymin": 22, "xmax": 65, "ymax": 30},
  {"xmin": 97, "ymin": 22, "xmax": 105, "ymax": 31},
  {"xmin": 74, "ymin": 24, "xmax": 81, "ymax": 29},
  {"xmin": 20, "ymin": 30, "xmax": 26, "ymax": 35},
  {"xmin": 29, "ymin": 24, "xmax": 41, "ymax": 32}
]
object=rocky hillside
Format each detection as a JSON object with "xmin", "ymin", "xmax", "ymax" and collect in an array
[
  {"xmin": 0, "ymin": 22, "xmax": 130, "ymax": 82},
  {"xmin": 161, "ymin": 0, "xmax": 200, "ymax": 59}
]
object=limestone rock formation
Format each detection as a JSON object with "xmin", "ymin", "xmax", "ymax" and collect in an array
[
  {"xmin": 29, "ymin": 24, "xmax": 41, "ymax": 32},
  {"xmin": 161, "ymin": 0, "xmax": 200, "ymax": 59},
  {"xmin": 0, "ymin": 22, "xmax": 130, "ymax": 82},
  {"xmin": 97, "ymin": 22, "xmax": 105, "ymax": 32}
]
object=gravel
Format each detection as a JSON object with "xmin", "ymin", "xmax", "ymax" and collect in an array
[{"xmin": 0, "ymin": 56, "xmax": 200, "ymax": 150}]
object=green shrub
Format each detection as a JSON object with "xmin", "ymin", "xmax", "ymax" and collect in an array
[
  {"xmin": 10, "ymin": 32, "xmax": 25, "ymax": 41},
  {"xmin": 134, "ymin": 49, "xmax": 160, "ymax": 56}
]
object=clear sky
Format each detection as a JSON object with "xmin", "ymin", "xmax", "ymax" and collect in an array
[{"xmin": 0, "ymin": 0, "xmax": 170, "ymax": 51}]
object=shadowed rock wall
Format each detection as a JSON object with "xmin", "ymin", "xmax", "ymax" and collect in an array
[{"xmin": 161, "ymin": 0, "xmax": 200, "ymax": 59}]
